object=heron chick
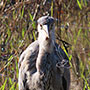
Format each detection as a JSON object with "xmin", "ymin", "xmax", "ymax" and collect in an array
[{"xmin": 18, "ymin": 16, "xmax": 70, "ymax": 90}]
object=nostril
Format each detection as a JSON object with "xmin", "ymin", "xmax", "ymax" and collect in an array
[{"xmin": 46, "ymin": 37, "xmax": 49, "ymax": 40}]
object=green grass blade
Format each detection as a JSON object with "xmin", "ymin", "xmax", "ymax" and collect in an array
[
  {"xmin": 15, "ymin": 58, "xmax": 19, "ymax": 78},
  {"xmin": 28, "ymin": 11, "xmax": 36, "ymax": 40},
  {"xmin": 2, "ymin": 55, "xmax": 13, "ymax": 71},
  {"xmin": 32, "ymin": 31, "xmax": 36, "ymax": 41},
  {"xmin": 28, "ymin": 12, "xmax": 36, "ymax": 29},
  {"xmin": 29, "ymin": 12, "xmax": 33, "ymax": 21},
  {"xmin": 8, "ymin": 55, "xmax": 13, "ymax": 61},
  {"xmin": 76, "ymin": 0, "xmax": 82, "ymax": 10},
  {"xmin": 84, "ymin": 0, "xmax": 87, "ymax": 6},
  {"xmin": 0, "ymin": 78, "xmax": 7, "ymax": 90},
  {"xmin": 74, "ymin": 28, "xmax": 82, "ymax": 45},
  {"xmin": 22, "ymin": 28, "xmax": 25, "ymax": 38},
  {"xmin": 10, "ymin": 82, "xmax": 16, "ymax": 90},
  {"xmin": 13, "ymin": 10, "xmax": 16, "ymax": 19},
  {"xmin": 21, "ymin": 6, "xmax": 24, "ymax": 18},
  {"xmin": 5, "ymin": 28, "xmax": 11, "ymax": 44},
  {"xmin": 20, "ymin": 5, "xmax": 25, "ymax": 18},
  {"xmin": 51, "ymin": 1, "xmax": 53, "ymax": 17},
  {"xmin": 62, "ymin": 46, "xmax": 72, "ymax": 67},
  {"xmin": 9, "ymin": 77, "xmax": 12, "ymax": 85}
]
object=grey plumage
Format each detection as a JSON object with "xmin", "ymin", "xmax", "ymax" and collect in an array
[{"xmin": 18, "ymin": 16, "xmax": 70, "ymax": 90}]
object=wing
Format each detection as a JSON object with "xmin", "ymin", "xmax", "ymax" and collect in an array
[
  {"xmin": 54, "ymin": 43, "xmax": 70, "ymax": 90},
  {"xmin": 18, "ymin": 40, "xmax": 39, "ymax": 90}
]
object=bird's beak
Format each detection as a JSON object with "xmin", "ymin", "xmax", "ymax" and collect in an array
[{"xmin": 43, "ymin": 25, "xmax": 49, "ymax": 38}]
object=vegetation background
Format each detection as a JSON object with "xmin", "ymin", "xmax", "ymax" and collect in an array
[{"xmin": 0, "ymin": 0, "xmax": 90, "ymax": 90}]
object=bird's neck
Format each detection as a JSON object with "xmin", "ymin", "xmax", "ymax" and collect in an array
[
  {"xmin": 39, "ymin": 38, "xmax": 54, "ymax": 53},
  {"xmin": 36, "ymin": 39, "xmax": 54, "ymax": 73}
]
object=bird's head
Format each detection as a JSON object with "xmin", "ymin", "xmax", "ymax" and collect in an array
[{"xmin": 37, "ymin": 16, "xmax": 55, "ymax": 42}]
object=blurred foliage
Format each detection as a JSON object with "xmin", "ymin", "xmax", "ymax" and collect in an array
[{"xmin": 0, "ymin": 0, "xmax": 90, "ymax": 90}]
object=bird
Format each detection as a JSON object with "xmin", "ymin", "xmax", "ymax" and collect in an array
[{"xmin": 18, "ymin": 16, "xmax": 70, "ymax": 90}]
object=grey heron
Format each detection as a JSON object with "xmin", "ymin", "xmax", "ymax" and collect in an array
[{"xmin": 18, "ymin": 16, "xmax": 70, "ymax": 90}]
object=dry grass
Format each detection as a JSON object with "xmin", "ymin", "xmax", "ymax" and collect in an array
[{"xmin": 0, "ymin": 0, "xmax": 90, "ymax": 90}]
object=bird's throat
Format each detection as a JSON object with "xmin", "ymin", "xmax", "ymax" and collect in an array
[
  {"xmin": 39, "ymin": 38, "xmax": 54, "ymax": 53},
  {"xmin": 36, "ymin": 39, "xmax": 54, "ymax": 74}
]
